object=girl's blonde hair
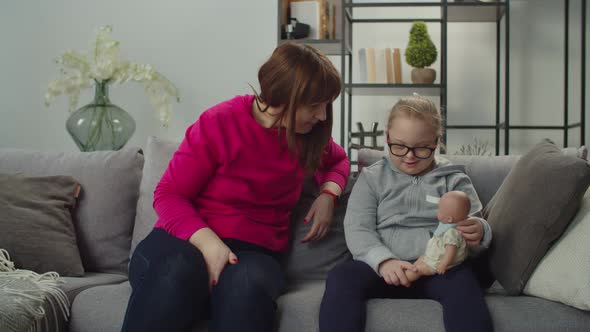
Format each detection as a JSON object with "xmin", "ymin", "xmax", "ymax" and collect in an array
[{"xmin": 387, "ymin": 96, "xmax": 443, "ymax": 141}]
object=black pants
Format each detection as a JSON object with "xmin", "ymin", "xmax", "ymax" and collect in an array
[
  {"xmin": 319, "ymin": 260, "xmax": 493, "ymax": 332},
  {"xmin": 121, "ymin": 229, "xmax": 286, "ymax": 332}
]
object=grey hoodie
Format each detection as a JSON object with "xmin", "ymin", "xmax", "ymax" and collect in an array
[{"xmin": 344, "ymin": 156, "xmax": 492, "ymax": 274}]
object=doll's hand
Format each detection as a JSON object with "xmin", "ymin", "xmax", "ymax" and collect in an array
[
  {"xmin": 378, "ymin": 259, "xmax": 417, "ymax": 287},
  {"xmin": 301, "ymin": 193, "xmax": 335, "ymax": 243},
  {"xmin": 456, "ymin": 217, "xmax": 483, "ymax": 246}
]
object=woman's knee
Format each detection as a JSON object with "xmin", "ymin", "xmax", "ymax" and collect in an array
[
  {"xmin": 140, "ymin": 244, "xmax": 208, "ymax": 297},
  {"xmin": 216, "ymin": 252, "xmax": 285, "ymax": 300}
]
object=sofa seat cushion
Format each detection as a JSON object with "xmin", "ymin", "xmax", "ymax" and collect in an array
[
  {"xmin": 60, "ymin": 272, "xmax": 128, "ymax": 304},
  {"xmin": 277, "ymin": 280, "xmax": 444, "ymax": 332},
  {"xmin": 68, "ymin": 279, "xmax": 590, "ymax": 332},
  {"xmin": 69, "ymin": 281, "xmax": 208, "ymax": 332},
  {"xmin": 486, "ymin": 294, "xmax": 590, "ymax": 331},
  {"xmin": 70, "ymin": 282, "xmax": 131, "ymax": 332},
  {"xmin": 277, "ymin": 280, "xmax": 590, "ymax": 332}
]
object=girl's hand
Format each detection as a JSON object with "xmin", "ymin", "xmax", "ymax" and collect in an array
[
  {"xmin": 456, "ymin": 217, "xmax": 484, "ymax": 246},
  {"xmin": 301, "ymin": 193, "xmax": 335, "ymax": 243},
  {"xmin": 378, "ymin": 259, "xmax": 417, "ymax": 287},
  {"xmin": 436, "ymin": 262, "xmax": 449, "ymax": 275},
  {"xmin": 189, "ymin": 228, "xmax": 238, "ymax": 289}
]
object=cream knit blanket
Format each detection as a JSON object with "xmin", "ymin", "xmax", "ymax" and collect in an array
[{"xmin": 0, "ymin": 249, "xmax": 70, "ymax": 332}]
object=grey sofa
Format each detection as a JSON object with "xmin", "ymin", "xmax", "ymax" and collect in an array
[{"xmin": 1, "ymin": 137, "xmax": 589, "ymax": 332}]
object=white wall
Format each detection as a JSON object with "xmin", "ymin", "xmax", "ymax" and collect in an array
[
  {"xmin": 0, "ymin": 0, "xmax": 587, "ymax": 155},
  {"xmin": 0, "ymin": 0, "xmax": 277, "ymax": 151}
]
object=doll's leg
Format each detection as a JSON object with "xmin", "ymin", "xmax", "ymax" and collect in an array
[{"xmin": 406, "ymin": 256, "xmax": 436, "ymax": 282}]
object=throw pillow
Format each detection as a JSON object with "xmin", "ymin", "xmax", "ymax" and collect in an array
[
  {"xmin": 483, "ymin": 139, "xmax": 590, "ymax": 295},
  {"xmin": 523, "ymin": 187, "xmax": 590, "ymax": 310},
  {"xmin": 0, "ymin": 174, "xmax": 84, "ymax": 276},
  {"xmin": 0, "ymin": 147, "xmax": 144, "ymax": 274},
  {"xmin": 282, "ymin": 173, "xmax": 356, "ymax": 281}
]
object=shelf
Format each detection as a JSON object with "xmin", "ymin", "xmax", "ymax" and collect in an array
[
  {"xmin": 345, "ymin": 1, "xmax": 506, "ymax": 23},
  {"xmin": 446, "ymin": 125, "xmax": 497, "ymax": 129},
  {"xmin": 447, "ymin": 2, "xmax": 506, "ymax": 22},
  {"xmin": 352, "ymin": 18, "xmax": 442, "ymax": 23},
  {"xmin": 347, "ymin": 2, "xmax": 442, "ymax": 8},
  {"xmin": 278, "ymin": 39, "xmax": 351, "ymax": 56},
  {"xmin": 345, "ymin": 83, "xmax": 441, "ymax": 96}
]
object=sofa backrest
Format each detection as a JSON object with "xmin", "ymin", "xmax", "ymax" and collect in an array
[
  {"xmin": 357, "ymin": 148, "xmax": 518, "ymax": 208},
  {"xmin": 131, "ymin": 136, "xmax": 178, "ymax": 255},
  {"xmin": 0, "ymin": 147, "xmax": 144, "ymax": 275},
  {"xmin": 358, "ymin": 147, "xmax": 586, "ymax": 208}
]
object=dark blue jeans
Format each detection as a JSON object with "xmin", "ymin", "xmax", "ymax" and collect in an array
[
  {"xmin": 319, "ymin": 260, "xmax": 493, "ymax": 332},
  {"xmin": 121, "ymin": 228, "xmax": 286, "ymax": 332}
]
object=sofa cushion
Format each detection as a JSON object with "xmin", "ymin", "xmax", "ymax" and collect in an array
[
  {"xmin": 0, "ymin": 147, "xmax": 144, "ymax": 274},
  {"xmin": 483, "ymin": 139, "xmax": 590, "ymax": 295},
  {"xmin": 282, "ymin": 174, "xmax": 355, "ymax": 281},
  {"xmin": 277, "ymin": 280, "xmax": 590, "ymax": 332},
  {"xmin": 485, "ymin": 294, "xmax": 590, "ymax": 331},
  {"xmin": 60, "ymin": 272, "xmax": 128, "ymax": 303},
  {"xmin": 70, "ymin": 282, "xmax": 131, "ymax": 332},
  {"xmin": 69, "ymin": 281, "xmax": 209, "ymax": 332},
  {"xmin": 0, "ymin": 174, "xmax": 84, "ymax": 276},
  {"xmin": 131, "ymin": 136, "xmax": 178, "ymax": 255},
  {"xmin": 523, "ymin": 187, "xmax": 590, "ymax": 310}
]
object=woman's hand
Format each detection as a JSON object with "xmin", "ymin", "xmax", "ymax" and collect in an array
[
  {"xmin": 189, "ymin": 228, "xmax": 238, "ymax": 289},
  {"xmin": 456, "ymin": 217, "xmax": 484, "ymax": 246},
  {"xmin": 378, "ymin": 259, "xmax": 417, "ymax": 287},
  {"xmin": 301, "ymin": 193, "xmax": 335, "ymax": 243}
]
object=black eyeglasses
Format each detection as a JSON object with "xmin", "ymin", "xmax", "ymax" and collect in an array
[{"xmin": 388, "ymin": 143, "xmax": 437, "ymax": 159}]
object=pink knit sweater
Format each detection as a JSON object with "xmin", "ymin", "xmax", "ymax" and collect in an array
[{"xmin": 153, "ymin": 95, "xmax": 350, "ymax": 252}]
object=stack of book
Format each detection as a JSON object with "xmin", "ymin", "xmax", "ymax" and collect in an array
[{"xmin": 359, "ymin": 48, "xmax": 403, "ymax": 84}]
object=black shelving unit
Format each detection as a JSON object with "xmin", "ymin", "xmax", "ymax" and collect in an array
[{"xmin": 277, "ymin": 0, "xmax": 587, "ymax": 160}]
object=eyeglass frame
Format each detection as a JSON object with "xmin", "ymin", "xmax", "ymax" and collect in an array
[{"xmin": 387, "ymin": 141, "xmax": 438, "ymax": 159}]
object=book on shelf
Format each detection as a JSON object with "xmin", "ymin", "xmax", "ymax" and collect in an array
[
  {"xmin": 358, "ymin": 48, "xmax": 377, "ymax": 83},
  {"xmin": 393, "ymin": 48, "xmax": 403, "ymax": 84},
  {"xmin": 385, "ymin": 48, "xmax": 394, "ymax": 84},
  {"xmin": 375, "ymin": 48, "xmax": 389, "ymax": 84}
]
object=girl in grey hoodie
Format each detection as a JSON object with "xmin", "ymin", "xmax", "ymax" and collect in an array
[{"xmin": 319, "ymin": 96, "xmax": 493, "ymax": 332}]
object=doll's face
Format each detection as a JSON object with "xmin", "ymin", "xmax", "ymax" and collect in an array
[{"xmin": 438, "ymin": 191, "xmax": 470, "ymax": 224}]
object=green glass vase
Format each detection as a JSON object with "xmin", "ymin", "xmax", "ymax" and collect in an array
[{"xmin": 66, "ymin": 80, "xmax": 136, "ymax": 152}]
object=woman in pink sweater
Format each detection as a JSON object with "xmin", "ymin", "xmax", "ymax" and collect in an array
[{"xmin": 122, "ymin": 43, "xmax": 350, "ymax": 332}]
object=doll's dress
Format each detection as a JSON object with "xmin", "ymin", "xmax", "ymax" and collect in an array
[{"xmin": 422, "ymin": 223, "xmax": 468, "ymax": 272}]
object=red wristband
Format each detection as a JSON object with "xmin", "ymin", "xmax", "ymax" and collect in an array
[{"xmin": 320, "ymin": 189, "xmax": 339, "ymax": 203}]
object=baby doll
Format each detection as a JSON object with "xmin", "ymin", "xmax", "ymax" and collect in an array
[{"xmin": 406, "ymin": 191, "xmax": 470, "ymax": 282}]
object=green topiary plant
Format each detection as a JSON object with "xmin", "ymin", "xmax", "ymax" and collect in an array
[{"xmin": 405, "ymin": 22, "xmax": 437, "ymax": 68}]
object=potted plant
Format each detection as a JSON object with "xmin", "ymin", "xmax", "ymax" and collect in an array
[
  {"xmin": 405, "ymin": 22, "xmax": 437, "ymax": 84},
  {"xmin": 45, "ymin": 26, "xmax": 180, "ymax": 152}
]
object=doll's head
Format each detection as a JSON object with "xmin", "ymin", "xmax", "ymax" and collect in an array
[{"xmin": 437, "ymin": 191, "xmax": 470, "ymax": 224}]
